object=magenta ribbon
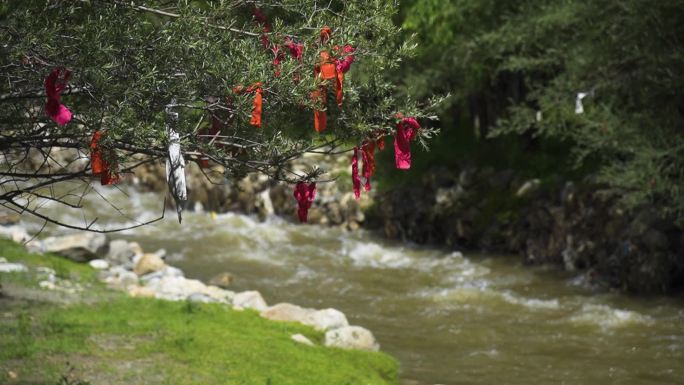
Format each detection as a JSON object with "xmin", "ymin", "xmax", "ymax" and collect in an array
[
  {"xmin": 351, "ymin": 147, "xmax": 361, "ymax": 199},
  {"xmin": 44, "ymin": 68, "xmax": 73, "ymax": 126},
  {"xmin": 294, "ymin": 182, "xmax": 317, "ymax": 222},
  {"xmin": 394, "ymin": 117, "xmax": 420, "ymax": 170}
]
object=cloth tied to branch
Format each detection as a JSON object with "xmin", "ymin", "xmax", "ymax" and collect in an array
[
  {"xmin": 165, "ymin": 105, "xmax": 187, "ymax": 223},
  {"xmin": 253, "ymin": 7, "xmax": 271, "ymax": 49},
  {"xmin": 89, "ymin": 131, "xmax": 119, "ymax": 185},
  {"xmin": 233, "ymin": 83, "xmax": 263, "ymax": 128},
  {"xmin": 394, "ymin": 116, "xmax": 420, "ymax": 170},
  {"xmin": 351, "ymin": 146, "xmax": 361, "ymax": 199},
  {"xmin": 361, "ymin": 140, "xmax": 376, "ymax": 192},
  {"xmin": 293, "ymin": 182, "xmax": 316, "ymax": 222},
  {"xmin": 44, "ymin": 68, "xmax": 72, "ymax": 126},
  {"xmin": 312, "ymin": 28, "xmax": 355, "ymax": 132},
  {"xmin": 334, "ymin": 44, "xmax": 355, "ymax": 105}
]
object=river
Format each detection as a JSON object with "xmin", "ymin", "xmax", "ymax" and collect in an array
[{"xmin": 26, "ymin": 187, "xmax": 684, "ymax": 385}]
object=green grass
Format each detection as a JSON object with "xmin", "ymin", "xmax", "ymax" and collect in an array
[{"xmin": 0, "ymin": 239, "xmax": 398, "ymax": 385}]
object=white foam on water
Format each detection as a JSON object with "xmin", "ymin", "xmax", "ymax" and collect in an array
[
  {"xmin": 500, "ymin": 292, "xmax": 560, "ymax": 310},
  {"xmin": 569, "ymin": 303, "xmax": 655, "ymax": 330},
  {"xmin": 340, "ymin": 239, "xmax": 414, "ymax": 268}
]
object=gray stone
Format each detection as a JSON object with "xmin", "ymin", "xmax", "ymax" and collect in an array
[
  {"xmin": 0, "ymin": 225, "xmax": 30, "ymax": 243},
  {"xmin": 106, "ymin": 240, "xmax": 142, "ymax": 265},
  {"xmin": 187, "ymin": 293, "xmax": 215, "ymax": 303},
  {"xmin": 233, "ymin": 290, "xmax": 268, "ymax": 311},
  {"xmin": 32, "ymin": 233, "xmax": 107, "ymax": 262},
  {"xmin": 146, "ymin": 276, "xmax": 209, "ymax": 301},
  {"xmin": 310, "ymin": 308, "xmax": 349, "ymax": 331},
  {"xmin": 88, "ymin": 259, "xmax": 110, "ymax": 270},
  {"xmin": 291, "ymin": 333, "xmax": 314, "ymax": 346},
  {"xmin": 0, "ymin": 262, "xmax": 28, "ymax": 273},
  {"xmin": 324, "ymin": 326, "xmax": 379, "ymax": 351},
  {"xmin": 261, "ymin": 303, "xmax": 349, "ymax": 331}
]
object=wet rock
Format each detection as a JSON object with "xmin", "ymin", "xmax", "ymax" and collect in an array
[
  {"xmin": 324, "ymin": 326, "xmax": 379, "ymax": 351},
  {"xmin": 208, "ymin": 272, "xmax": 235, "ymax": 288},
  {"xmin": 133, "ymin": 253, "xmax": 165, "ymax": 276},
  {"xmin": 29, "ymin": 233, "xmax": 107, "ymax": 262},
  {"xmin": 0, "ymin": 262, "xmax": 28, "ymax": 273},
  {"xmin": 233, "ymin": 290, "xmax": 268, "ymax": 311},
  {"xmin": 516, "ymin": 179, "xmax": 541, "ymax": 198},
  {"xmin": 88, "ymin": 259, "xmax": 110, "ymax": 270},
  {"xmin": 291, "ymin": 333, "xmax": 315, "ymax": 346}
]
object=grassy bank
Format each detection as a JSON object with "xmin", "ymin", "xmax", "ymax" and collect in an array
[{"xmin": 0, "ymin": 239, "xmax": 398, "ymax": 385}]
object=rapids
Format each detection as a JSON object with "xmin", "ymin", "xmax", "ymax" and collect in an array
[{"xmin": 23, "ymin": 187, "xmax": 684, "ymax": 385}]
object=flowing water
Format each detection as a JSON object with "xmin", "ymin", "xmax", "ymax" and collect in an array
[{"xmin": 25, "ymin": 187, "xmax": 684, "ymax": 385}]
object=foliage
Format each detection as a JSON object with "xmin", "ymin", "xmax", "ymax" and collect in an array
[
  {"xmin": 0, "ymin": 0, "xmax": 439, "ymax": 231},
  {"xmin": 0, "ymin": 240, "xmax": 398, "ymax": 384},
  {"xmin": 399, "ymin": 0, "xmax": 684, "ymax": 223}
]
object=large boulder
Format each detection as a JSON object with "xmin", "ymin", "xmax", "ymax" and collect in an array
[
  {"xmin": 324, "ymin": 326, "xmax": 379, "ymax": 351},
  {"xmin": 309, "ymin": 308, "xmax": 349, "ymax": 331},
  {"xmin": 261, "ymin": 303, "xmax": 349, "ymax": 331},
  {"xmin": 133, "ymin": 253, "xmax": 165, "ymax": 276},
  {"xmin": 30, "ymin": 233, "xmax": 107, "ymax": 262},
  {"xmin": 261, "ymin": 303, "xmax": 315, "ymax": 324},
  {"xmin": 233, "ymin": 290, "xmax": 268, "ymax": 311},
  {"xmin": 146, "ymin": 276, "xmax": 209, "ymax": 301},
  {"xmin": 106, "ymin": 240, "xmax": 143, "ymax": 265},
  {"xmin": 0, "ymin": 225, "xmax": 31, "ymax": 243}
]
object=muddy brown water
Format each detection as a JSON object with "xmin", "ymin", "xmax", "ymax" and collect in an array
[{"xmin": 26, "ymin": 188, "xmax": 684, "ymax": 385}]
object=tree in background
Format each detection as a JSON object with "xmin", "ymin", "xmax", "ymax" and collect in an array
[
  {"xmin": 0, "ymin": 0, "xmax": 439, "ymax": 231},
  {"xmin": 400, "ymin": 0, "xmax": 684, "ymax": 225}
]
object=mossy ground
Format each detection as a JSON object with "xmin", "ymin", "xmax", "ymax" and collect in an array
[{"xmin": 0, "ymin": 239, "xmax": 398, "ymax": 385}]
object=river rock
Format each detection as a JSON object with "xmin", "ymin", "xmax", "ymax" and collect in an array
[
  {"xmin": 310, "ymin": 308, "xmax": 349, "ymax": 331},
  {"xmin": 0, "ymin": 262, "xmax": 28, "ymax": 273},
  {"xmin": 516, "ymin": 179, "xmax": 541, "ymax": 198},
  {"xmin": 0, "ymin": 225, "xmax": 31, "ymax": 243},
  {"xmin": 127, "ymin": 285, "xmax": 156, "ymax": 298},
  {"xmin": 30, "ymin": 233, "xmax": 107, "ymax": 262},
  {"xmin": 291, "ymin": 333, "xmax": 315, "ymax": 346},
  {"xmin": 133, "ymin": 253, "xmax": 165, "ymax": 276},
  {"xmin": 105, "ymin": 268, "xmax": 139, "ymax": 288},
  {"xmin": 106, "ymin": 240, "xmax": 143, "ymax": 265},
  {"xmin": 261, "ymin": 304, "xmax": 349, "ymax": 331},
  {"xmin": 208, "ymin": 272, "xmax": 235, "ymax": 288},
  {"xmin": 88, "ymin": 259, "xmax": 110, "ymax": 270},
  {"xmin": 261, "ymin": 303, "xmax": 315, "ymax": 324},
  {"xmin": 324, "ymin": 326, "xmax": 379, "ymax": 351},
  {"xmin": 146, "ymin": 276, "xmax": 209, "ymax": 301},
  {"xmin": 187, "ymin": 293, "xmax": 215, "ymax": 303},
  {"xmin": 203, "ymin": 285, "xmax": 234, "ymax": 303},
  {"xmin": 233, "ymin": 290, "xmax": 268, "ymax": 311}
]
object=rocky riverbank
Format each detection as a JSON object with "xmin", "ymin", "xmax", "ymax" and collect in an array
[
  {"xmin": 130, "ymin": 152, "xmax": 370, "ymax": 230},
  {"xmin": 0, "ymin": 222, "xmax": 380, "ymax": 352},
  {"xmin": 371, "ymin": 165, "xmax": 684, "ymax": 294}
]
